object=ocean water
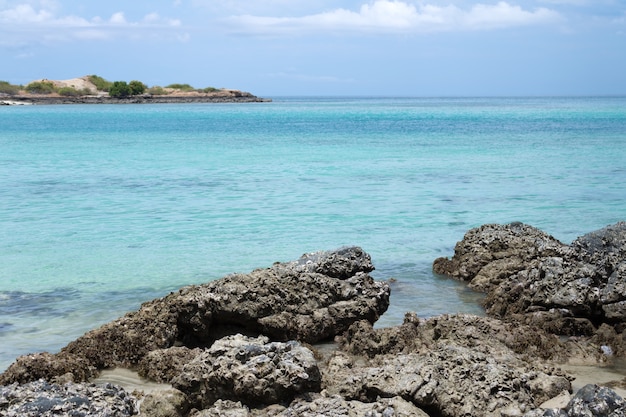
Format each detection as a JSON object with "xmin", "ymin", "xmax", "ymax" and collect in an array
[{"xmin": 1, "ymin": 96, "xmax": 625, "ymax": 372}]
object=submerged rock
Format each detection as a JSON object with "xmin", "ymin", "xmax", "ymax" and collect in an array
[{"xmin": 0, "ymin": 246, "xmax": 389, "ymax": 385}]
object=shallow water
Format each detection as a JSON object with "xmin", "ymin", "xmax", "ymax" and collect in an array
[{"xmin": 1, "ymin": 97, "xmax": 625, "ymax": 371}]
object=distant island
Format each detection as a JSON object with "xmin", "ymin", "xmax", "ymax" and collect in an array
[{"xmin": 0, "ymin": 75, "xmax": 270, "ymax": 105}]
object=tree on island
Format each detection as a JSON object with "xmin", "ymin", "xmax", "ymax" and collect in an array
[
  {"xmin": 128, "ymin": 80, "xmax": 146, "ymax": 96},
  {"xmin": 108, "ymin": 80, "xmax": 147, "ymax": 98},
  {"xmin": 108, "ymin": 81, "xmax": 131, "ymax": 98}
]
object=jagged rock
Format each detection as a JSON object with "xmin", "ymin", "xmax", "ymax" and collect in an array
[
  {"xmin": 194, "ymin": 399, "xmax": 254, "ymax": 416},
  {"xmin": 173, "ymin": 334, "xmax": 321, "ymax": 409},
  {"xmin": 0, "ymin": 247, "xmax": 389, "ymax": 385},
  {"xmin": 323, "ymin": 346, "xmax": 570, "ymax": 417},
  {"xmin": 0, "ymin": 379, "xmax": 137, "ymax": 417},
  {"xmin": 524, "ymin": 384, "xmax": 626, "ymax": 417},
  {"xmin": 137, "ymin": 347, "xmax": 201, "ymax": 383},
  {"xmin": 279, "ymin": 394, "xmax": 429, "ymax": 416},
  {"xmin": 433, "ymin": 222, "xmax": 570, "ymax": 291},
  {"xmin": 333, "ymin": 314, "xmax": 575, "ymax": 417},
  {"xmin": 433, "ymin": 222, "xmax": 626, "ymax": 338},
  {"xmin": 339, "ymin": 314, "xmax": 602, "ymax": 364}
]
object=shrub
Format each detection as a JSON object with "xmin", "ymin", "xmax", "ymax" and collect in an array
[
  {"xmin": 0, "ymin": 81, "xmax": 20, "ymax": 95},
  {"xmin": 25, "ymin": 81, "xmax": 56, "ymax": 94},
  {"xmin": 108, "ymin": 81, "xmax": 131, "ymax": 98},
  {"xmin": 147, "ymin": 86, "xmax": 168, "ymax": 95},
  {"xmin": 165, "ymin": 83, "xmax": 194, "ymax": 92},
  {"xmin": 201, "ymin": 87, "xmax": 220, "ymax": 93},
  {"xmin": 87, "ymin": 75, "xmax": 112, "ymax": 92},
  {"xmin": 128, "ymin": 80, "xmax": 146, "ymax": 96},
  {"xmin": 57, "ymin": 86, "xmax": 91, "ymax": 97}
]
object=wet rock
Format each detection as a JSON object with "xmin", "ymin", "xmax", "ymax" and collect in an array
[
  {"xmin": 0, "ymin": 246, "xmax": 388, "ymax": 384},
  {"xmin": 0, "ymin": 379, "xmax": 137, "ymax": 417},
  {"xmin": 433, "ymin": 222, "xmax": 626, "ymax": 338},
  {"xmin": 173, "ymin": 334, "xmax": 321, "ymax": 409}
]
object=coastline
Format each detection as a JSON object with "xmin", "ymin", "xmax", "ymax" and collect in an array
[
  {"xmin": 3, "ymin": 232, "xmax": 626, "ymax": 416},
  {"xmin": 1, "ymin": 93, "xmax": 271, "ymax": 105}
]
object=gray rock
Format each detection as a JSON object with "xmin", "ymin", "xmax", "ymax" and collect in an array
[
  {"xmin": 433, "ymin": 222, "xmax": 626, "ymax": 338},
  {"xmin": 0, "ymin": 246, "xmax": 388, "ymax": 385},
  {"xmin": 278, "ymin": 394, "xmax": 429, "ymax": 416},
  {"xmin": 140, "ymin": 388, "xmax": 188, "ymax": 417},
  {"xmin": 524, "ymin": 384, "xmax": 626, "ymax": 417},
  {"xmin": 0, "ymin": 379, "xmax": 137, "ymax": 417},
  {"xmin": 566, "ymin": 384, "xmax": 626, "ymax": 417},
  {"xmin": 324, "ymin": 346, "xmax": 570, "ymax": 417},
  {"xmin": 334, "ymin": 315, "xmax": 582, "ymax": 417},
  {"xmin": 173, "ymin": 334, "xmax": 321, "ymax": 408}
]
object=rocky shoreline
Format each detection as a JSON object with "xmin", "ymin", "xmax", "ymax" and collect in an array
[
  {"xmin": 0, "ymin": 92, "xmax": 271, "ymax": 105},
  {"xmin": 2, "ymin": 225, "xmax": 626, "ymax": 416}
]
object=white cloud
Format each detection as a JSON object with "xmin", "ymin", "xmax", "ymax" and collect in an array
[
  {"xmin": 226, "ymin": 1, "xmax": 562, "ymax": 34},
  {"xmin": 109, "ymin": 11, "xmax": 126, "ymax": 25},
  {"xmin": 0, "ymin": 2, "xmax": 186, "ymax": 46}
]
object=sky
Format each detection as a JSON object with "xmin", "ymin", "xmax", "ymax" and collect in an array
[{"xmin": 0, "ymin": 0, "xmax": 625, "ymax": 96}]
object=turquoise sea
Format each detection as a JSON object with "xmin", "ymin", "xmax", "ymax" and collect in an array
[{"xmin": 1, "ymin": 96, "xmax": 625, "ymax": 372}]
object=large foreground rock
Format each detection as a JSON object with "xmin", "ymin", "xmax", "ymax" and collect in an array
[
  {"xmin": 333, "ymin": 314, "xmax": 575, "ymax": 417},
  {"xmin": 434, "ymin": 222, "xmax": 626, "ymax": 340},
  {"xmin": 0, "ymin": 247, "xmax": 389, "ymax": 384},
  {"xmin": 173, "ymin": 335, "xmax": 321, "ymax": 408}
]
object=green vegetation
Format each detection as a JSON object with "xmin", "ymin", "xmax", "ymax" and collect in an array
[
  {"xmin": 87, "ymin": 75, "xmax": 112, "ymax": 92},
  {"xmin": 108, "ymin": 81, "xmax": 132, "ymax": 98},
  {"xmin": 3, "ymin": 76, "xmax": 224, "ymax": 99},
  {"xmin": 165, "ymin": 83, "xmax": 195, "ymax": 92},
  {"xmin": 0, "ymin": 81, "xmax": 21, "ymax": 95},
  {"xmin": 128, "ymin": 80, "xmax": 147, "ymax": 96},
  {"xmin": 25, "ymin": 81, "xmax": 56, "ymax": 94},
  {"xmin": 58, "ymin": 86, "xmax": 91, "ymax": 97}
]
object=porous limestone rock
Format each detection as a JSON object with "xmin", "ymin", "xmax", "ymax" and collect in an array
[
  {"xmin": 333, "ymin": 315, "xmax": 574, "ymax": 417},
  {"xmin": 433, "ymin": 222, "xmax": 626, "ymax": 340},
  {"xmin": 0, "ymin": 246, "xmax": 389, "ymax": 385},
  {"xmin": 172, "ymin": 334, "xmax": 321, "ymax": 408},
  {"xmin": 0, "ymin": 379, "xmax": 137, "ymax": 417}
]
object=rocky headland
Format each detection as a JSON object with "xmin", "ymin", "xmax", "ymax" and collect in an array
[
  {"xmin": 0, "ymin": 76, "xmax": 270, "ymax": 105},
  {"xmin": 2, "ymin": 224, "xmax": 626, "ymax": 416}
]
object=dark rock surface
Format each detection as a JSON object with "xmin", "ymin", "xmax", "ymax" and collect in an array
[
  {"xmin": 3, "ymin": 233, "xmax": 626, "ymax": 417},
  {"xmin": 4, "ymin": 92, "xmax": 271, "ymax": 105},
  {"xmin": 524, "ymin": 383, "xmax": 626, "ymax": 416},
  {"xmin": 434, "ymin": 222, "xmax": 626, "ymax": 340},
  {"xmin": 0, "ymin": 246, "xmax": 388, "ymax": 384},
  {"xmin": 0, "ymin": 379, "xmax": 137, "ymax": 417}
]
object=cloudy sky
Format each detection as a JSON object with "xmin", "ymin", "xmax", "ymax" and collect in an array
[{"xmin": 1, "ymin": 0, "xmax": 624, "ymax": 96}]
